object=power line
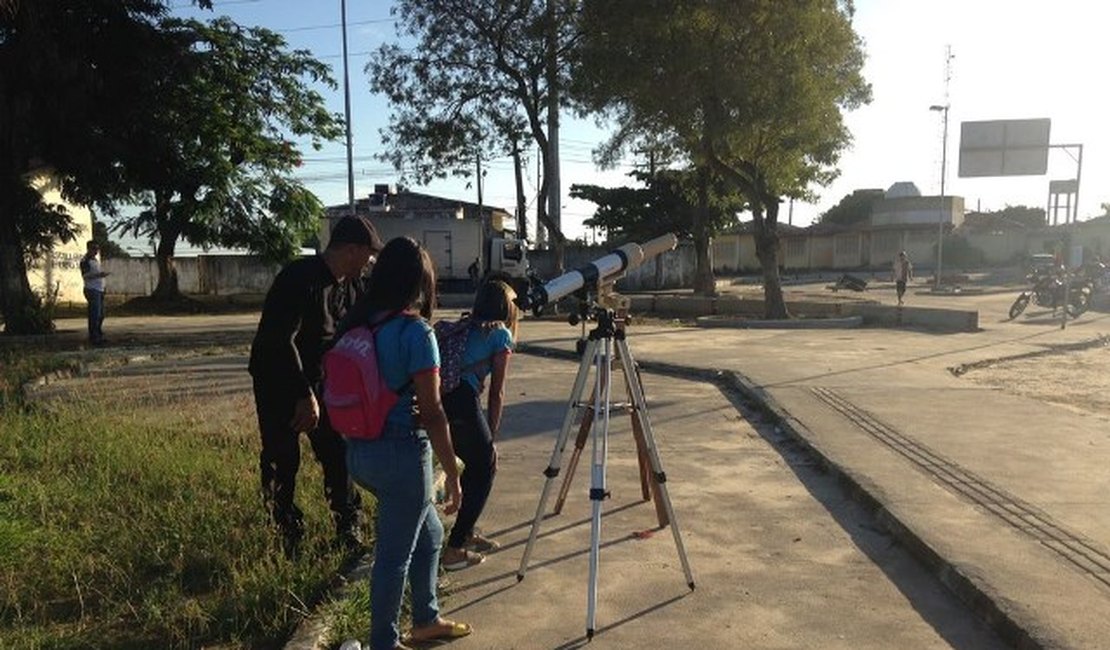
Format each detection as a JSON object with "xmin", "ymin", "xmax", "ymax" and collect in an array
[{"xmin": 276, "ymin": 17, "xmax": 395, "ymax": 33}]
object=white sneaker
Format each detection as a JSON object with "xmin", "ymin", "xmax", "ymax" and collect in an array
[{"xmin": 339, "ymin": 640, "xmax": 362, "ymax": 650}]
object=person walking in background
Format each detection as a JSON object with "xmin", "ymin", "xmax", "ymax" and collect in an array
[
  {"xmin": 893, "ymin": 250, "xmax": 913, "ymax": 306},
  {"xmin": 341, "ymin": 237, "xmax": 472, "ymax": 650},
  {"xmin": 248, "ymin": 215, "xmax": 383, "ymax": 558},
  {"xmin": 80, "ymin": 240, "xmax": 109, "ymax": 345},
  {"xmin": 467, "ymin": 257, "xmax": 481, "ymax": 290},
  {"xmin": 441, "ymin": 280, "xmax": 518, "ymax": 571}
]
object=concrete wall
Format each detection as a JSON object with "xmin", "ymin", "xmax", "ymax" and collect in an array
[
  {"xmin": 103, "ymin": 255, "xmax": 280, "ymax": 297},
  {"xmin": 711, "ymin": 233, "xmax": 768, "ymax": 273}
]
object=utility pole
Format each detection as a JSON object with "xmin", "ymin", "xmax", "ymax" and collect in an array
[
  {"xmin": 536, "ymin": 144, "xmax": 546, "ymax": 247},
  {"xmin": 340, "ymin": 0, "xmax": 356, "ymax": 218},
  {"xmin": 929, "ymin": 45, "xmax": 954, "ymax": 289},
  {"xmin": 546, "ymin": 0, "xmax": 563, "ymax": 271},
  {"xmin": 475, "ymin": 150, "xmax": 484, "ymax": 209}
]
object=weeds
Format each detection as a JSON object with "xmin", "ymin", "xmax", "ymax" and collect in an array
[{"xmin": 0, "ymin": 349, "xmax": 366, "ymax": 648}]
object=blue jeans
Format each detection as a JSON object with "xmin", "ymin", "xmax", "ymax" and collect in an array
[
  {"xmin": 84, "ymin": 289, "xmax": 104, "ymax": 343},
  {"xmin": 346, "ymin": 424, "xmax": 443, "ymax": 650}
]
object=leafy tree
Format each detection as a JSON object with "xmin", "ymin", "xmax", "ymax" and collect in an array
[
  {"xmin": 818, "ymin": 189, "xmax": 883, "ymax": 226},
  {"xmin": 114, "ymin": 17, "xmax": 342, "ymax": 300},
  {"xmin": 977, "ymin": 205, "xmax": 1046, "ymax": 229},
  {"xmin": 571, "ymin": 168, "xmax": 745, "ymax": 247},
  {"xmin": 572, "ymin": 0, "xmax": 870, "ymax": 315},
  {"xmin": 91, "ymin": 218, "xmax": 129, "ymax": 259},
  {"xmin": 0, "ymin": 0, "xmax": 186, "ymax": 333},
  {"xmin": 935, "ymin": 234, "xmax": 984, "ymax": 268},
  {"xmin": 369, "ymin": 0, "xmax": 580, "ymax": 269}
]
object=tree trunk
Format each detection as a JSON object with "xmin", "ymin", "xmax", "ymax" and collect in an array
[
  {"xmin": 512, "ymin": 138, "xmax": 528, "ymax": 242},
  {"xmin": 692, "ymin": 170, "xmax": 716, "ymax": 296},
  {"xmin": 753, "ymin": 200, "xmax": 789, "ymax": 319},
  {"xmin": 151, "ymin": 210, "xmax": 182, "ymax": 301},
  {"xmin": 0, "ymin": 201, "xmax": 41, "ymax": 334},
  {"xmin": 534, "ymin": 161, "xmax": 565, "ymax": 273}
]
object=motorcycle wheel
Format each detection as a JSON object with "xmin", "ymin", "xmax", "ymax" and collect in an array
[
  {"xmin": 1067, "ymin": 291, "xmax": 1091, "ymax": 317},
  {"xmin": 1009, "ymin": 294, "xmax": 1031, "ymax": 320}
]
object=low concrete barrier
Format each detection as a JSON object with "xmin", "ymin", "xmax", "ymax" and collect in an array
[
  {"xmin": 696, "ymin": 315, "xmax": 864, "ymax": 329},
  {"xmin": 628, "ymin": 294, "xmax": 979, "ymax": 332},
  {"xmin": 851, "ymin": 304, "xmax": 979, "ymax": 332}
]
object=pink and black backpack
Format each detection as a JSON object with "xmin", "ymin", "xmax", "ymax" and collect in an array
[{"xmin": 322, "ymin": 317, "xmax": 404, "ymax": 439}]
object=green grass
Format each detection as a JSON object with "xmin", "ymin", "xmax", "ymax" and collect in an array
[{"xmin": 0, "ymin": 349, "xmax": 369, "ymax": 649}]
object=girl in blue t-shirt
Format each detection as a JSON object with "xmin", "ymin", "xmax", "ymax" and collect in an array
[
  {"xmin": 341, "ymin": 237, "xmax": 472, "ymax": 649},
  {"xmin": 441, "ymin": 280, "xmax": 518, "ymax": 571}
]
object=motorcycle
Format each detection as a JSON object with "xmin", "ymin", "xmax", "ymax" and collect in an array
[{"xmin": 1008, "ymin": 266, "xmax": 1091, "ymax": 319}]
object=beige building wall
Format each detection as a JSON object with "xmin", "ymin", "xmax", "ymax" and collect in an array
[{"xmin": 26, "ymin": 172, "xmax": 94, "ymax": 304}]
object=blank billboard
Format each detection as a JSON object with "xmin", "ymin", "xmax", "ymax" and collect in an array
[{"xmin": 958, "ymin": 118, "xmax": 1051, "ymax": 177}]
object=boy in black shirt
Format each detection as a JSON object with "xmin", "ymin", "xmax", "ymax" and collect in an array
[{"xmin": 249, "ymin": 216, "xmax": 383, "ymax": 557}]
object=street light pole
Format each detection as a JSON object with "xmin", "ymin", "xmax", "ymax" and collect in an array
[
  {"xmin": 930, "ymin": 103, "xmax": 949, "ymax": 289},
  {"xmin": 930, "ymin": 45, "xmax": 954, "ymax": 290},
  {"xmin": 340, "ymin": 0, "xmax": 356, "ymax": 217}
]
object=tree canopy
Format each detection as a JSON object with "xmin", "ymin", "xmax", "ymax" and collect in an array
[
  {"xmin": 113, "ymin": 16, "xmax": 342, "ymax": 300},
  {"xmin": 817, "ymin": 189, "xmax": 884, "ymax": 226},
  {"xmin": 964, "ymin": 205, "xmax": 1046, "ymax": 230},
  {"xmin": 369, "ymin": 0, "xmax": 580, "ymax": 258},
  {"xmin": 571, "ymin": 168, "xmax": 745, "ymax": 244},
  {"xmin": 0, "ymin": 0, "xmax": 181, "ymax": 332},
  {"xmin": 572, "ymin": 0, "xmax": 870, "ymax": 313}
]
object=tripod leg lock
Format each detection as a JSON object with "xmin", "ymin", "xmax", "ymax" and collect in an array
[
  {"xmin": 543, "ymin": 466, "xmax": 561, "ymax": 479},
  {"xmin": 653, "ymin": 471, "xmax": 667, "ymax": 484},
  {"xmin": 589, "ymin": 488, "xmax": 611, "ymax": 501}
]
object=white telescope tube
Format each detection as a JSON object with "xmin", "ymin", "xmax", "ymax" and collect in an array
[{"xmin": 517, "ymin": 234, "xmax": 677, "ymax": 310}]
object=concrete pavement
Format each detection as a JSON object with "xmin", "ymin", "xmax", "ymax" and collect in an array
[
  {"xmin": 30, "ymin": 282, "xmax": 1110, "ymax": 649},
  {"xmin": 511, "ymin": 290, "xmax": 1110, "ymax": 649}
]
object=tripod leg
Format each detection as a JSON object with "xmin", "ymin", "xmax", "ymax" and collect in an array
[
  {"xmin": 616, "ymin": 338, "xmax": 696, "ymax": 591},
  {"xmin": 630, "ymin": 400, "xmax": 668, "ymax": 525},
  {"xmin": 554, "ymin": 392, "xmax": 594, "ymax": 515},
  {"xmin": 619, "ymin": 358, "xmax": 655, "ymax": 504},
  {"xmin": 586, "ymin": 337, "xmax": 613, "ymax": 639},
  {"xmin": 517, "ymin": 338, "xmax": 599, "ymax": 582}
]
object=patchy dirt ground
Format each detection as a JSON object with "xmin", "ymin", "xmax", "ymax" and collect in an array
[{"xmin": 961, "ymin": 344, "xmax": 1110, "ymax": 417}]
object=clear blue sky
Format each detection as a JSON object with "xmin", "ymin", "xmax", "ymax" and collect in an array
[{"xmin": 154, "ymin": 0, "xmax": 1107, "ymax": 254}]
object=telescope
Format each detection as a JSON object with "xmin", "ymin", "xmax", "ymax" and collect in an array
[{"xmin": 516, "ymin": 233, "xmax": 677, "ymax": 311}]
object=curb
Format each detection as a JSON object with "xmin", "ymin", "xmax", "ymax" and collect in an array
[
  {"xmin": 715, "ymin": 371, "xmax": 1045, "ymax": 650},
  {"xmin": 695, "ymin": 315, "xmax": 863, "ymax": 329},
  {"xmin": 516, "ymin": 341, "xmax": 1048, "ymax": 650}
]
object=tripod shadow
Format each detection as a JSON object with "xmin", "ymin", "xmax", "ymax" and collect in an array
[
  {"xmin": 550, "ymin": 592, "xmax": 690, "ymax": 650},
  {"xmin": 500, "ymin": 397, "xmax": 689, "ymax": 441},
  {"xmin": 444, "ymin": 500, "xmax": 649, "ymax": 597}
]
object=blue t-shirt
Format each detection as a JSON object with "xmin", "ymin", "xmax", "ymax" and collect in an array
[
  {"xmin": 460, "ymin": 325, "xmax": 514, "ymax": 392},
  {"xmin": 373, "ymin": 314, "xmax": 439, "ymax": 428}
]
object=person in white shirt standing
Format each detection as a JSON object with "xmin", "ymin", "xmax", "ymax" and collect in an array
[
  {"xmin": 80, "ymin": 241, "xmax": 110, "ymax": 345},
  {"xmin": 892, "ymin": 250, "xmax": 913, "ymax": 306}
]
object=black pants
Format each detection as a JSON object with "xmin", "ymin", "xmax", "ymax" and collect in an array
[
  {"xmin": 443, "ymin": 382, "xmax": 496, "ymax": 548},
  {"xmin": 252, "ymin": 378, "xmax": 362, "ymax": 537}
]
